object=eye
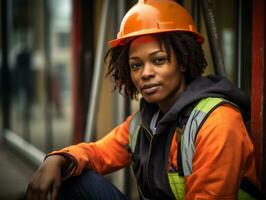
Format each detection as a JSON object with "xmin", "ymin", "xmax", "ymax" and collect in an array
[
  {"xmin": 152, "ymin": 56, "xmax": 167, "ymax": 65},
  {"xmin": 129, "ymin": 62, "xmax": 142, "ymax": 71}
]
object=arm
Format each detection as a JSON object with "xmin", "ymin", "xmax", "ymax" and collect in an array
[
  {"xmin": 26, "ymin": 115, "xmax": 133, "ymax": 200},
  {"xmin": 185, "ymin": 104, "xmax": 257, "ymax": 199},
  {"xmin": 48, "ymin": 114, "xmax": 133, "ymax": 176}
]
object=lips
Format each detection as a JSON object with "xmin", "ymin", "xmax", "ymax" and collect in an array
[{"xmin": 141, "ymin": 83, "xmax": 161, "ymax": 95}]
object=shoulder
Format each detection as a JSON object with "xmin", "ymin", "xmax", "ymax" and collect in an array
[
  {"xmin": 196, "ymin": 103, "xmax": 250, "ymax": 147},
  {"xmin": 118, "ymin": 112, "xmax": 140, "ymax": 135},
  {"xmin": 119, "ymin": 113, "xmax": 137, "ymax": 131},
  {"xmin": 204, "ymin": 103, "xmax": 245, "ymax": 130}
]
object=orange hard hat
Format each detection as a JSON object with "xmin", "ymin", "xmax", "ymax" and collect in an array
[{"xmin": 108, "ymin": 0, "xmax": 204, "ymax": 47}]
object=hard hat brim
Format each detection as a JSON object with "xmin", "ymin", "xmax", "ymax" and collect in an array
[{"xmin": 108, "ymin": 29, "xmax": 204, "ymax": 48}]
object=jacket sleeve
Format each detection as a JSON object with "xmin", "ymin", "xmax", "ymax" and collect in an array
[
  {"xmin": 47, "ymin": 115, "xmax": 133, "ymax": 176},
  {"xmin": 185, "ymin": 104, "xmax": 258, "ymax": 200}
]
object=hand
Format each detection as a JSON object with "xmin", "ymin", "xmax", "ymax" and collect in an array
[{"xmin": 26, "ymin": 155, "xmax": 68, "ymax": 200}]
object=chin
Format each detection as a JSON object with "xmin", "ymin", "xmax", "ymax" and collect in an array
[
  {"xmin": 144, "ymin": 99, "xmax": 157, "ymax": 103},
  {"xmin": 142, "ymin": 95, "xmax": 161, "ymax": 104}
]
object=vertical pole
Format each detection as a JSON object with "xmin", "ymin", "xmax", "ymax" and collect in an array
[
  {"xmin": 200, "ymin": 0, "xmax": 226, "ymax": 76},
  {"xmin": 115, "ymin": 0, "xmax": 126, "ymax": 124},
  {"xmin": 84, "ymin": 0, "xmax": 110, "ymax": 142},
  {"xmin": 236, "ymin": 0, "xmax": 242, "ymax": 88},
  {"xmin": 192, "ymin": 0, "xmax": 201, "ymax": 29},
  {"xmin": 72, "ymin": 0, "xmax": 83, "ymax": 143},
  {"xmin": 43, "ymin": 0, "xmax": 53, "ymax": 152},
  {"xmin": 251, "ymin": 0, "xmax": 266, "ymax": 195},
  {"xmin": 80, "ymin": 0, "xmax": 95, "ymax": 143},
  {"xmin": 1, "ymin": 0, "xmax": 11, "ymax": 135}
]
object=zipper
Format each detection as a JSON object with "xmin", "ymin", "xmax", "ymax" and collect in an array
[
  {"xmin": 140, "ymin": 123, "xmax": 153, "ymax": 140},
  {"xmin": 140, "ymin": 123, "xmax": 155, "ymax": 198},
  {"xmin": 139, "ymin": 123, "xmax": 177, "ymax": 199},
  {"xmin": 137, "ymin": 123, "xmax": 154, "ymax": 198}
]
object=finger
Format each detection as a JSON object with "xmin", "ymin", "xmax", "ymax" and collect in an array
[
  {"xmin": 25, "ymin": 184, "xmax": 33, "ymax": 200},
  {"xmin": 51, "ymin": 181, "xmax": 60, "ymax": 200},
  {"xmin": 39, "ymin": 186, "xmax": 49, "ymax": 200},
  {"xmin": 31, "ymin": 183, "xmax": 47, "ymax": 200},
  {"xmin": 27, "ymin": 173, "xmax": 41, "ymax": 200},
  {"xmin": 26, "ymin": 173, "xmax": 40, "ymax": 200},
  {"xmin": 31, "ymin": 186, "xmax": 40, "ymax": 200}
]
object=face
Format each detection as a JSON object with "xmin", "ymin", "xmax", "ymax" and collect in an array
[{"xmin": 129, "ymin": 35, "xmax": 186, "ymax": 113}]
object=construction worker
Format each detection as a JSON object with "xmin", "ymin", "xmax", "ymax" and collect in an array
[{"xmin": 26, "ymin": 0, "xmax": 261, "ymax": 199}]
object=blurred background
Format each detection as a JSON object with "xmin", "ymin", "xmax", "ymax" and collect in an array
[{"xmin": 0, "ymin": 0, "xmax": 265, "ymax": 199}]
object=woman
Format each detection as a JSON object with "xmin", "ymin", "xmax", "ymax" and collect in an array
[{"xmin": 26, "ymin": 0, "xmax": 260, "ymax": 199}]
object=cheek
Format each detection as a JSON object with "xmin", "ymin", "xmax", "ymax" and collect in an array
[{"xmin": 165, "ymin": 70, "xmax": 182, "ymax": 85}]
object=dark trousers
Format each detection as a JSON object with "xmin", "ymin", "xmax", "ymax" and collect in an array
[{"xmin": 58, "ymin": 170, "xmax": 128, "ymax": 200}]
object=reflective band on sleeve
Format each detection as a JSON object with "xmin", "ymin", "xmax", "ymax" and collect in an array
[{"xmin": 129, "ymin": 111, "xmax": 141, "ymax": 152}]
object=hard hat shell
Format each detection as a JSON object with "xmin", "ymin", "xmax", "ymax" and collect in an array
[{"xmin": 108, "ymin": 0, "xmax": 204, "ymax": 47}]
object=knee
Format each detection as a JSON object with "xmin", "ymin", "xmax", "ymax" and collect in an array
[
  {"xmin": 77, "ymin": 170, "xmax": 106, "ymax": 189},
  {"xmin": 58, "ymin": 170, "xmax": 101, "ymax": 199},
  {"xmin": 58, "ymin": 170, "xmax": 127, "ymax": 200}
]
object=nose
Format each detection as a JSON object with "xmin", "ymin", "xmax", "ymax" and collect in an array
[{"xmin": 141, "ymin": 63, "xmax": 155, "ymax": 80}]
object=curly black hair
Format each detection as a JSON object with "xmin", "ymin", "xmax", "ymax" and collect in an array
[{"xmin": 105, "ymin": 32, "xmax": 207, "ymax": 99}]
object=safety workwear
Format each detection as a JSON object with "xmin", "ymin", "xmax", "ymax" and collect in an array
[
  {"xmin": 108, "ymin": 0, "xmax": 204, "ymax": 47},
  {"xmin": 129, "ymin": 97, "xmax": 257, "ymax": 199},
  {"xmin": 48, "ymin": 76, "xmax": 259, "ymax": 199}
]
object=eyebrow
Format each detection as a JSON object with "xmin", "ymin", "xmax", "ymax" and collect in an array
[{"xmin": 129, "ymin": 49, "xmax": 166, "ymax": 60}]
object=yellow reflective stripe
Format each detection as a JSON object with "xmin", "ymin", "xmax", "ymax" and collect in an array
[
  {"xmin": 238, "ymin": 189, "xmax": 256, "ymax": 200},
  {"xmin": 167, "ymin": 176, "xmax": 255, "ymax": 200},
  {"xmin": 168, "ymin": 173, "xmax": 185, "ymax": 200},
  {"xmin": 194, "ymin": 97, "xmax": 224, "ymax": 113}
]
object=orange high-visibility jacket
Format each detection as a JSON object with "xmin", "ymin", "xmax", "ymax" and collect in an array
[{"xmin": 49, "ymin": 104, "xmax": 258, "ymax": 199}]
